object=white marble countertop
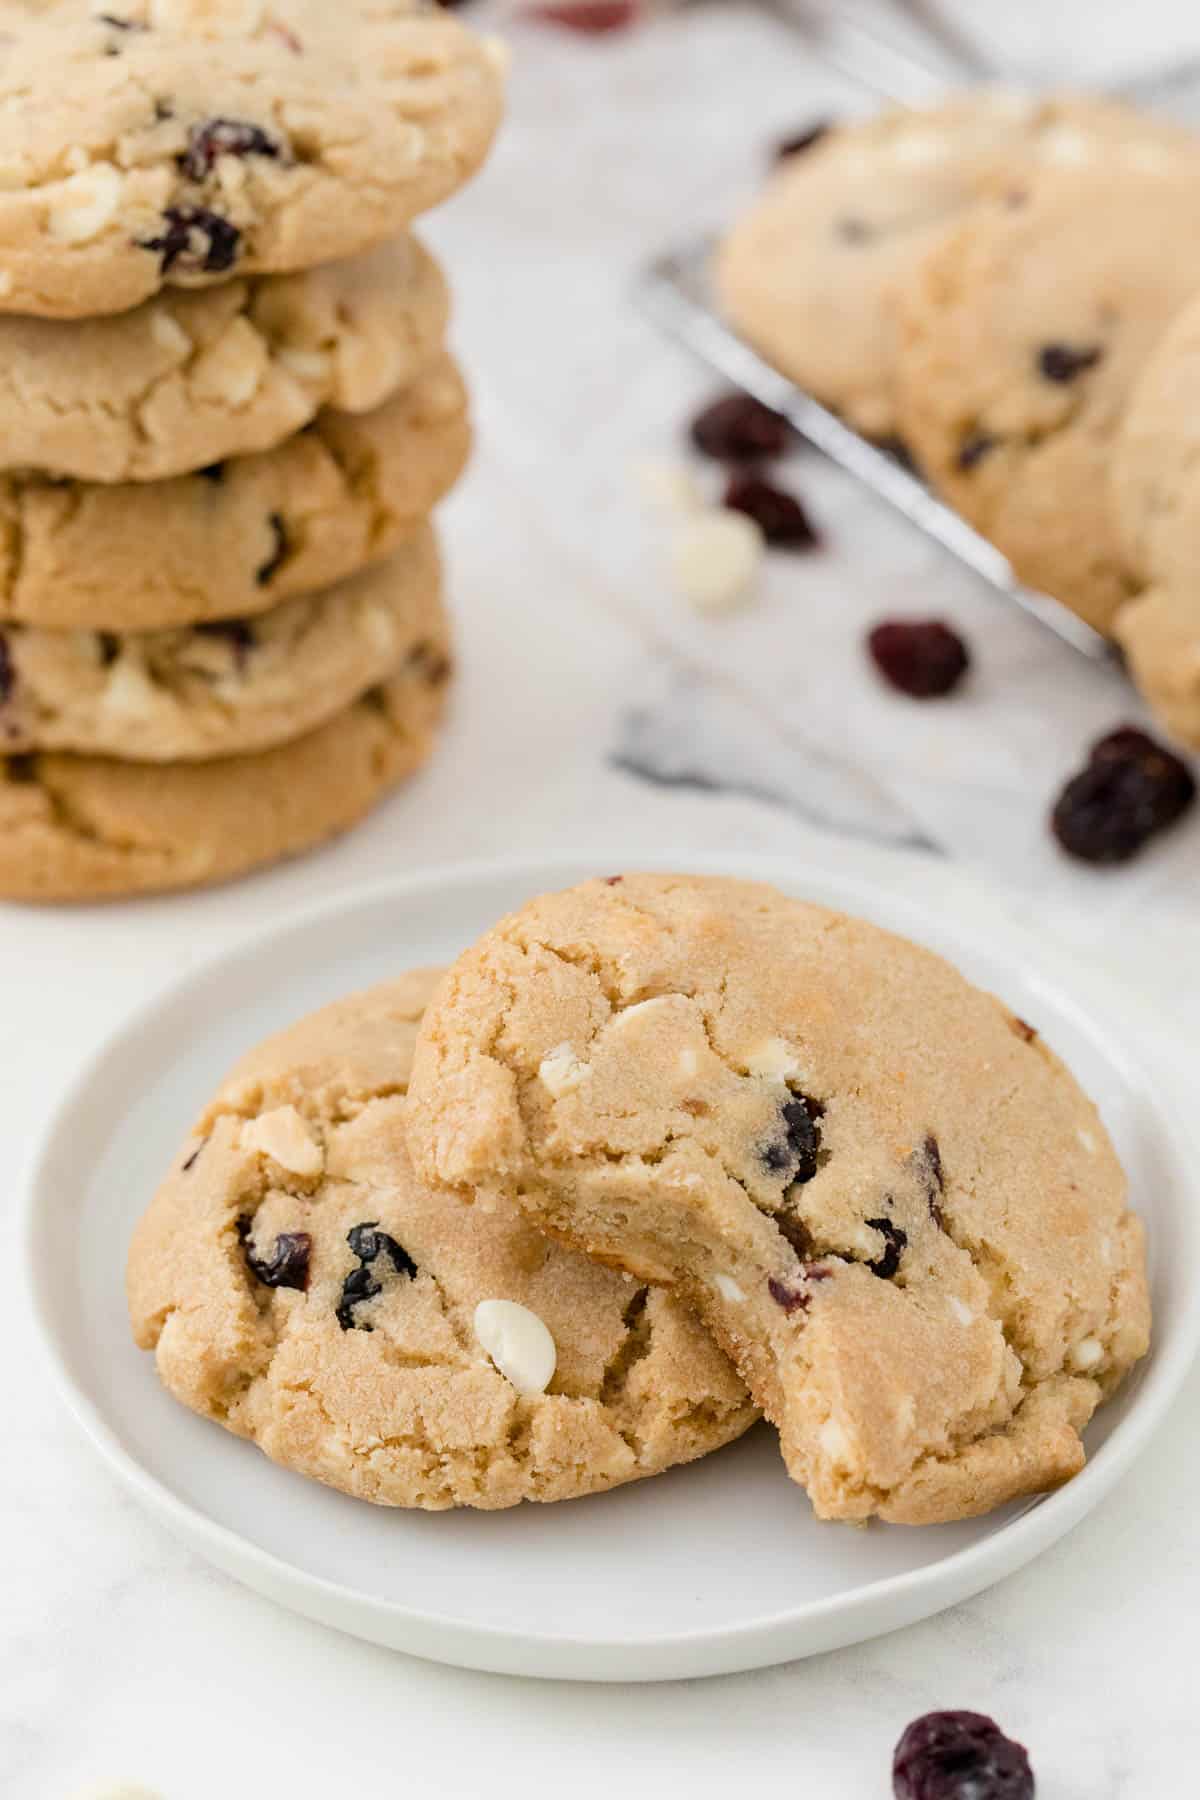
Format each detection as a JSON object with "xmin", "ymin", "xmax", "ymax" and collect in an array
[{"xmin": 4, "ymin": 5, "xmax": 1199, "ymax": 1795}]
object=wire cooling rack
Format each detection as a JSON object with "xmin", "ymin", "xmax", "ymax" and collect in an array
[{"xmin": 638, "ymin": 0, "xmax": 1200, "ymax": 663}]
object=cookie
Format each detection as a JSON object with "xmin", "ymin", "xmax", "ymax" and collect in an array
[
  {"xmin": 0, "ymin": 234, "xmax": 448, "ymax": 483},
  {"xmin": 0, "ymin": 0, "xmax": 504, "ymax": 319},
  {"xmin": 895, "ymin": 162, "xmax": 1200, "ymax": 634},
  {"xmin": 717, "ymin": 94, "xmax": 1197, "ymax": 441},
  {"xmin": 0, "ymin": 525, "xmax": 442, "ymax": 761},
  {"xmin": 406, "ymin": 874, "xmax": 1150, "ymax": 1527},
  {"xmin": 0, "ymin": 642, "xmax": 450, "ymax": 902},
  {"xmin": 0, "ymin": 352, "xmax": 469, "ymax": 632},
  {"xmin": 126, "ymin": 971, "xmax": 756, "ymax": 1510},
  {"xmin": 1111, "ymin": 588, "xmax": 1200, "ymax": 748}
]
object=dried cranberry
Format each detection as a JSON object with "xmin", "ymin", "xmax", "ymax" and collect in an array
[
  {"xmin": 767, "ymin": 1276, "xmax": 810, "ymax": 1315},
  {"xmin": 865, "ymin": 1216, "xmax": 907, "ymax": 1280},
  {"xmin": 140, "ymin": 206, "xmax": 241, "ymax": 274},
  {"xmin": 528, "ymin": 0, "xmax": 636, "ymax": 30},
  {"xmin": 346, "ymin": 1222, "xmax": 418, "ymax": 1277},
  {"xmin": 868, "ymin": 619, "xmax": 970, "ymax": 699},
  {"xmin": 956, "ymin": 431, "xmax": 997, "ymax": 471},
  {"xmin": 690, "ymin": 392, "xmax": 792, "ymax": 462},
  {"xmin": 180, "ymin": 118, "xmax": 283, "ymax": 182},
  {"xmin": 243, "ymin": 1228, "xmax": 311, "ymax": 1292},
  {"xmin": 338, "ymin": 1222, "xmax": 417, "ymax": 1329},
  {"xmin": 1052, "ymin": 725, "xmax": 1195, "ymax": 864},
  {"xmin": 774, "ymin": 120, "xmax": 832, "ymax": 160},
  {"xmin": 1037, "ymin": 342, "xmax": 1103, "ymax": 383},
  {"xmin": 876, "ymin": 435, "xmax": 922, "ymax": 478},
  {"xmin": 255, "ymin": 513, "xmax": 289, "ymax": 586},
  {"xmin": 893, "ymin": 1710, "xmax": 1034, "ymax": 1800},
  {"xmin": 407, "ymin": 642, "xmax": 453, "ymax": 686},
  {"xmin": 0, "ymin": 632, "xmax": 12, "ymax": 706},
  {"xmin": 761, "ymin": 1095, "xmax": 823, "ymax": 1183},
  {"xmin": 723, "ymin": 472, "xmax": 820, "ymax": 549},
  {"xmin": 1009, "ymin": 1016, "xmax": 1037, "ymax": 1043},
  {"xmin": 195, "ymin": 619, "xmax": 256, "ymax": 668},
  {"xmin": 336, "ymin": 1263, "xmax": 381, "ymax": 1331}
]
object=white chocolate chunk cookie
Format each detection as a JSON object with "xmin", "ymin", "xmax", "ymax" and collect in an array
[
  {"xmin": 0, "ymin": 0, "xmax": 504, "ymax": 318},
  {"xmin": 717, "ymin": 92, "xmax": 1197, "ymax": 440},
  {"xmin": 0, "ymin": 235, "xmax": 448, "ymax": 483},
  {"xmin": 0, "ymin": 526, "xmax": 442, "ymax": 760},
  {"xmin": 406, "ymin": 874, "xmax": 1150, "ymax": 1526},
  {"xmin": 895, "ymin": 162, "xmax": 1200, "ymax": 634},
  {"xmin": 0, "ymin": 352, "xmax": 470, "ymax": 632},
  {"xmin": 0, "ymin": 641, "xmax": 451, "ymax": 901},
  {"xmin": 126, "ymin": 972, "xmax": 756, "ymax": 1509}
]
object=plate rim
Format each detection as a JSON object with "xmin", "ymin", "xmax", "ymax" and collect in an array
[{"xmin": 23, "ymin": 849, "xmax": 1200, "ymax": 1681}]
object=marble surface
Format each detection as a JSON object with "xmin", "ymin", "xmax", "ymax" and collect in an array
[{"xmin": 4, "ymin": 4, "xmax": 1200, "ymax": 1795}]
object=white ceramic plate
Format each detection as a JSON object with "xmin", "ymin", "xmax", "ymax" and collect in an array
[{"xmin": 24, "ymin": 851, "xmax": 1200, "ymax": 1682}]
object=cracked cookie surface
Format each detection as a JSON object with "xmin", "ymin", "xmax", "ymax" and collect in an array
[
  {"xmin": 0, "ymin": 233, "xmax": 447, "ymax": 483},
  {"xmin": 0, "ymin": 635, "xmax": 451, "ymax": 901},
  {"xmin": 126, "ymin": 970, "xmax": 756, "ymax": 1510},
  {"xmin": 717, "ymin": 92, "xmax": 1196, "ymax": 441},
  {"xmin": 0, "ymin": 352, "xmax": 469, "ymax": 632},
  {"xmin": 0, "ymin": 0, "xmax": 504, "ymax": 319},
  {"xmin": 895, "ymin": 161, "xmax": 1200, "ymax": 634},
  {"xmin": 406, "ymin": 874, "xmax": 1150, "ymax": 1526},
  {"xmin": 0, "ymin": 526, "xmax": 441, "ymax": 760}
]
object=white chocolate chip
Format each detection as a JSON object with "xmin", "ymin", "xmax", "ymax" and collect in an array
[
  {"xmin": 101, "ymin": 657, "xmax": 160, "ymax": 722},
  {"xmin": 538, "ymin": 1043, "xmax": 589, "ymax": 1098},
  {"xmin": 948, "ymin": 1296, "xmax": 975, "ymax": 1327},
  {"xmin": 1068, "ymin": 1336, "xmax": 1104, "ymax": 1372},
  {"xmin": 192, "ymin": 319, "xmax": 269, "ymax": 409},
  {"xmin": 745, "ymin": 1037, "xmax": 802, "ymax": 1081},
  {"xmin": 1040, "ymin": 125, "xmax": 1093, "ymax": 166},
  {"xmin": 150, "ymin": 311, "xmax": 192, "ymax": 359},
  {"xmin": 819, "ymin": 1417, "xmax": 853, "ymax": 1467},
  {"xmin": 669, "ymin": 509, "xmax": 764, "ymax": 614},
  {"xmin": 712, "ymin": 1272, "xmax": 745, "ymax": 1303},
  {"xmin": 241, "ymin": 1104, "xmax": 323, "ymax": 1177},
  {"xmin": 47, "ymin": 162, "xmax": 123, "ymax": 244},
  {"xmin": 474, "ymin": 1299, "xmax": 557, "ymax": 1396},
  {"xmin": 1077, "ymin": 1128, "xmax": 1097, "ymax": 1154},
  {"xmin": 631, "ymin": 455, "xmax": 703, "ymax": 514},
  {"xmin": 677, "ymin": 1046, "xmax": 699, "ymax": 1079},
  {"xmin": 277, "ymin": 347, "xmax": 334, "ymax": 386},
  {"xmin": 64, "ymin": 146, "xmax": 89, "ymax": 175}
]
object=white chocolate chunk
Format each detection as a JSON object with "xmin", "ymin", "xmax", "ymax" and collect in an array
[
  {"xmin": 819, "ymin": 1417, "xmax": 853, "ymax": 1466},
  {"xmin": 242, "ymin": 1104, "xmax": 323, "ymax": 1176},
  {"xmin": 712, "ymin": 1272, "xmax": 745, "ymax": 1303},
  {"xmin": 745, "ymin": 1036, "xmax": 802, "ymax": 1081},
  {"xmin": 948, "ymin": 1296, "xmax": 975, "ymax": 1327},
  {"xmin": 277, "ymin": 347, "xmax": 334, "ymax": 386},
  {"xmin": 538, "ymin": 1043, "xmax": 589, "ymax": 1098},
  {"xmin": 1077, "ymin": 1128, "xmax": 1097, "ymax": 1154},
  {"xmin": 47, "ymin": 162, "xmax": 122, "ymax": 243},
  {"xmin": 631, "ymin": 454, "xmax": 703, "ymax": 514},
  {"xmin": 101, "ymin": 658, "xmax": 161, "ymax": 722},
  {"xmin": 474, "ymin": 1299, "xmax": 557, "ymax": 1395},
  {"xmin": 1068, "ymin": 1336, "xmax": 1104, "ymax": 1372},
  {"xmin": 677, "ymin": 1046, "xmax": 700, "ymax": 1079},
  {"xmin": 669, "ymin": 510, "xmax": 764, "ymax": 614},
  {"xmin": 151, "ymin": 311, "xmax": 192, "ymax": 359}
]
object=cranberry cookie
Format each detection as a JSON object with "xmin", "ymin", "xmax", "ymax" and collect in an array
[
  {"xmin": 895, "ymin": 162, "xmax": 1200, "ymax": 633},
  {"xmin": 127, "ymin": 971, "xmax": 756, "ymax": 1509},
  {"xmin": 0, "ymin": 639, "xmax": 450, "ymax": 900},
  {"xmin": 0, "ymin": 352, "xmax": 469, "ymax": 632},
  {"xmin": 406, "ymin": 875, "xmax": 1150, "ymax": 1526},
  {"xmin": 0, "ymin": 0, "xmax": 504, "ymax": 318},
  {"xmin": 716, "ymin": 92, "xmax": 1194, "ymax": 441},
  {"xmin": 0, "ymin": 234, "xmax": 448, "ymax": 483},
  {"xmin": 0, "ymin": 526, "xmax": 441, "ymax": 760}
]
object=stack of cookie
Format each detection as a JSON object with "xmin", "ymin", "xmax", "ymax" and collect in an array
[
  {"xmin": 127, "ymin": 875, "xmax": 1150, "ymax": 1523},
  {"xmin": 0, "ymin": 0, "xmax": 505, "ymax": 902},
  {"xmin": 717, "ymin": 92, "xmax": 1200, "ymax": 749}
]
